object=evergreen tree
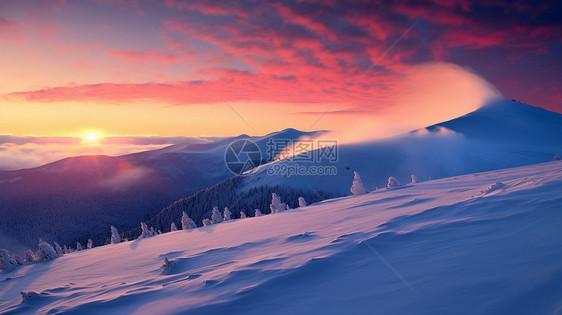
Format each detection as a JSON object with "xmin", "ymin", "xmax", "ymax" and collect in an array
[
  {"xmin": 211, "ymin": 206, "xmax": 223, "ymax": 224},
  {"xmin": 0, "ymin": 249, "xmax": 18, "ymax": 272},
  {"xmin": 24, "ymin": 249, "xmax": 36, "ymax": 262},
  {"xmin": 35, "ymin": 240, "xmax": 58, "ymax": 261},
  {"xmin": 111, "ymin": 225, "xmax": 121, "ymax": 244},
  {"xmin": 298, "ymin": 197, "xmax": 307, "ymax": 207},
  {"xmin": 350, "ymin": 171, "xmax": 367, "ymax": 195},
  {"xmin": 54, "ymin": 242, "xmax": 64, "ymax": 256},
  {"xmin": 387, "ymin": 176, "xmax": 401, "ymax": 188},
  {"xmin": 12, "ymin": 253, "xmax": 23, "ymax": 265},
  {"xmin": 270, "ymin": 193, "xmax": 288, "ymax": 213},
  {"xmin": 140, "ymin": 222, "xmax": 151, "ymax": 238},
  {"xmin": 223, "ymin": 207, "xmax": 232, "ymax": 221},
  {"xmin": 181, "ymin": 211, "xmax": 197, "ymax": 229}
]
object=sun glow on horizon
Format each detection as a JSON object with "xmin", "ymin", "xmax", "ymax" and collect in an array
[{"xmin": 84, "ymin": 132, "xmax": 100, "ymax": 144}]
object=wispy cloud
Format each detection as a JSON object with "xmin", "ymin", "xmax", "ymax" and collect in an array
[
  {"xmin": 0, "ymin": 135, "xmax": 81, "ymax": 145},
  {"xmin": 0, "ymin": 135, "xmax": 212, "ymax": 146},
  {"xmin": 106, "ymin": 50, "xmax": 180, "ymax": 64},
  {"xmin": 0, "ymin": 16, "xmax": 24, "ymax": 42},
  {"xmin": 0, "ymin": 133, "xmax": 225, "ymax": 170}
]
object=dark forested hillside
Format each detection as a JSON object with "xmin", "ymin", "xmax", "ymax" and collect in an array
[{"xmin": 122, "ymin": 176, "xmax": 338, "ymax": 241}]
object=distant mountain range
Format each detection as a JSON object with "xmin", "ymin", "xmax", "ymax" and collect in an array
[
  {"xmin": 0, "ymin": 129, "xmax": 322, "ymax": 253},
  {"xmin": 1, "ymin": 98, "xmax": 561, "ymax": 253}
]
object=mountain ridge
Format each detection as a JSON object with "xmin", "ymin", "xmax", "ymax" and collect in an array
[{"xmin": 1, "ymin": 98, "xmax": 560, "ymax": 253}]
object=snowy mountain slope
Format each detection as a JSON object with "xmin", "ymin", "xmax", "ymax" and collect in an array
[
  {"xmin": 1, "ymin": 161, "xmax": 561, "ymax": 314},
  {"xmin": 244, "ymin": 98, "xmax": 562, "ymax": 195},
  {"xmin": 0, "ymin": 129, "xmax": 322, "ymax": 253},
  {"xmin": 429, "ymin": 98, "xmax": 562, "ymax": 144}
]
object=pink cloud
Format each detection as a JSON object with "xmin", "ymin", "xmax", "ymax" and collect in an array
[
  {"xmin": 53, "ymin": 43, "xmax": 100, "ymax": 54},
  {"xmin": 0, "ymin": 17, "xmax": 25, "ymax": 42},
  {"xmin": 294, "ymin": 109, "xmax": 369, "ymax": 116},
  {"xmin": 2, "ymin": 0, "xmax": 560, "ymax": 114},
  {"xmin": 163, "ymin": 0, "xmax": 251, "ymax": 18},
  {"xmin": 96, "ymin": 23, "xmax": 112, "ymax": 31},
  {"xmin": 106, "ymin": 50, "xmax": 180, "ymax": 64},
  {"xmin": 91, "ymin": 0, "xmax": 144, "ymax": 15},
  {"xmin": 4, "ymin": 73, "xmax": 378, "ymax": 106}
]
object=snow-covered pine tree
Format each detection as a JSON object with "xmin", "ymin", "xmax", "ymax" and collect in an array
[
  {"xmin": 223, "ymin": 207, "xmax": 232, "ymax": 221},
  {"xmin": 270, "ymin": 193, "xmax": 288, "ymax": 213},
  {"xmin": 35, "ymin": 240, "xmax": 58, "ymax": 261},
  {"xmin": 181, "ymin": 211, "xmax": 197, "ymax": 229},
  {"xmin": 0, "ymin": 249, "xmax": 19, "ymax": 272},
  {"xmin": 387, "ymin": 176, "xmax": 401, "ymax": 188},
  {"xmin": 240, "ymin": 211, "xmax": 247, "ymax": 219},
  {"xmin": 170, "ymin": 222, "xmax": 178, "ymax": 231},
  {"xmin": 140, "ymin": 222, "xmax": 151, "ymax": 239},
  {"xmin": 24, "ymin": 249, "xmax": 36, "ymax": 263},
  {"xmin": 298, "ymin": 197, "xmax": 307, "ymax": 207},
  {"xmin": 350, "ymin": 171, "xmax": 367, "ymax": 195},
  {"xmin": 76, "ymin": 242, "xmax": 83, "ymax": 251},
  {"xmin": 270, "ymin": 193, "xmax": 280, "ymax": 213},
  {"xmin": 211, "ymin": 206, "xmax": 223, "ymax": 224},
  {"xmin": 111, "ymin": 225, "xmax": 121, "ymax": 244},
  {"xmin": 410, "ymin": 174, "xmax": 419, "ymax": 184},
  {"xmin": 54, "ymin": 242, "xmax": 64, "ymax": 256},
  {"xmin": 255, "ymin": 209, "xmax": 263, "ymax": 217},
  {"xmin": 63, "ymin": 245, "xmax": 69, "ymax": 254},
  {"xmin": 202, "ymin": 218, "xmax": 212, "ymax": 226},
  {"xmin": 12, "ymin": 253, "xmax": 23, "ymax": 266},
  {"xmin": 87, "ymin": 239, "xmax": 93, "ymax": 249}
]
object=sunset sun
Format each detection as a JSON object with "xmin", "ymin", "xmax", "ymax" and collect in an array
[{"xmin": 84, "ymin": 132, "xmax": 99, "ymax": 143}]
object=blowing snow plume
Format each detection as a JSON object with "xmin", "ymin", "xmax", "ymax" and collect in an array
[{"xmin": 328, "ymin": 62, "xmax": 502, "ymax": 144}]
